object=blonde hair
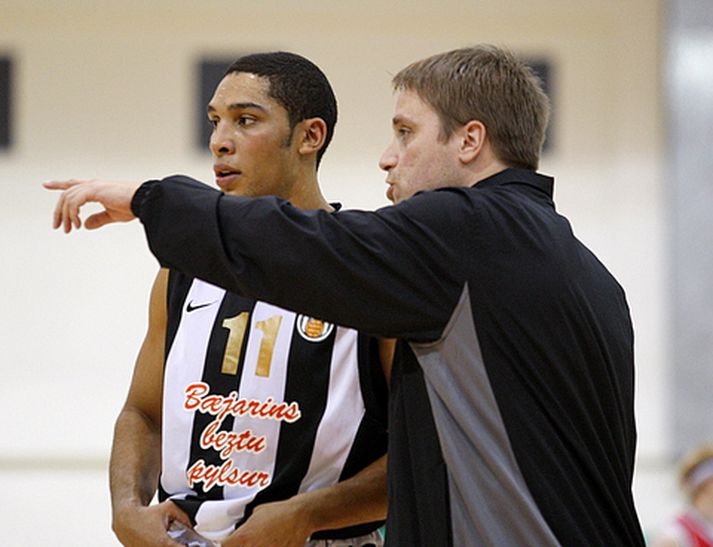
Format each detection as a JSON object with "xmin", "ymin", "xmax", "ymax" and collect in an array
[
  {"xmin": 392, "ymin": 45, "xmax": 550, "ymax": 170},
  {"xmin": 679, "ymin": 444, "xmax": 713, "ymax": 500}
]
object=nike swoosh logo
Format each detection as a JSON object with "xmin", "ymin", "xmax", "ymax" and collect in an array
[{"xmin": 186, "ymin": 300, "xmax": 216, "ymax": 313}]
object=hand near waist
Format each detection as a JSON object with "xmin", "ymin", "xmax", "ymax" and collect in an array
[
  {"xmin": 222, "ymin": 498, "xmax": 313, "ymax": 547},
  {"xmin": 113, "ymin": 499, "xmax": 192, "ymax": 547}
]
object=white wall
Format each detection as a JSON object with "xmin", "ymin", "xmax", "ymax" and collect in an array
[{"xmin": 0, "ymin": 1, "xmax": 671, "ymax": 543}]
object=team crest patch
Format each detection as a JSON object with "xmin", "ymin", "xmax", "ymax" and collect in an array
[{"xmin": 296, "ymin": 315, "xmax": 334, "ymax": 342}]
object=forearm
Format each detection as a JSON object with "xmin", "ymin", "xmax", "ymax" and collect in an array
[
  {"xmin": 298, "ymin": 455, "xmax": 387, "ymax": 535},
  {"xmin": 109, "ymin": 406, "xmax": 162, "ymax": 517},
  {"xmin": 133, "ymin": 176, "xmax": 462, "ymax": 341}
]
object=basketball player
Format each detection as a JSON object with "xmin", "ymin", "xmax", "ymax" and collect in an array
[
  {"xmin": 107, "ymin": 52, "xmax": 389, "ymax": 547},
  {"xmin": 46, "ymin": 45, "xmax": 645, "ymax": 546}
]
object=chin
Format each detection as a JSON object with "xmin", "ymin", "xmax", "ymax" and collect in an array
[{"xmin": 220, "ymin": 182, "xmax": 248, "ymax": 197}]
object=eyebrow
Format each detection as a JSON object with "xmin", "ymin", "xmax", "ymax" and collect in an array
[
  {"xmin": 392, "ymin": 114, "xmax": 413, "ymax": 127},
  {"xmin": 207, "ymin": 102, "xmax": 267, "ymax": 115}
]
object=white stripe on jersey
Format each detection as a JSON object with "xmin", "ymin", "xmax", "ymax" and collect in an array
[
  {"xmin": 191, "ymin": 499, "xmax": 241, "ymax": 543},
  {"xmin": 161, "ymin": 281, "xmax": 226, "ymax": 497},
  {"xmin": 298, "ymin": 327, "xmax": 365, "ymax": 493}
]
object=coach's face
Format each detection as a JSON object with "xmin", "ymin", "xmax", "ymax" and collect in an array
[
  {"xmin": 208, "ymin": 72, "xmax": 299, "ymax": 198},
  {"xmin": 379, "ymin": 89, "xmax": 466, "ymax": 204}
]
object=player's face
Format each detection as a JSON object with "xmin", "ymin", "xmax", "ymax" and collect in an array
[
  {"xmin": 208, "ymin": 72, "xmax": 299, "ymax": 198},
  {"xmin": 379, "ymin": 89, "xmax": 464, "ymax": 204}
]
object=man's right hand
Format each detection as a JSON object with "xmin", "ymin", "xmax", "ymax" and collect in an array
[
  {"xmin": 43, "ymin": 179, "xmax": 140, "ymax": 233},
  {"xmin": 112, "ymin": 500, "xmax": 192, "ymax": 547}
]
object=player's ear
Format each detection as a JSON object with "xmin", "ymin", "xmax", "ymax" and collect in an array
[
  {"xmin": 458, "ymin": 119, "xmax": 487, "ymax": 164},
  {"xmin": 297, "ymin": 118, "xmax": 328, "ymax": 158}
]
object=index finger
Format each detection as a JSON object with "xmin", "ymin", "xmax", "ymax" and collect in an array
[
  {"xmin": 45, "ymin": 180, "xmax": 86, "ymax": 230},
  {"xmin": 43, "ymin": 179, "xmax": 84, "ymax": 191},
  {"xmin": 51, "ymin": 188, "xmax": 65, "ymax": 230}
]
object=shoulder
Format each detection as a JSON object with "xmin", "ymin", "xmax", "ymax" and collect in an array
[
  {"xmin": 403, "ymin": 185, "xmax": 479, "ymax": 210},
  {"xmin": 369, "ymin": 186, "xmax": 484, "ymax": 235}
]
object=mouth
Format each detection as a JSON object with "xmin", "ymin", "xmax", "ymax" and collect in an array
[
  {"xmin": 214, "ymin": 165, "xmax": 242, "ymax": 189},
  {"xmin": 385, "ymin": 182, "xmax": 396, "ymax": 202}
]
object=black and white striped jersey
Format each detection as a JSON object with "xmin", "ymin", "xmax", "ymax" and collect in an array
[{"xmin": 158, "ymin": 273, "xmax": 388, "ymax": 543}]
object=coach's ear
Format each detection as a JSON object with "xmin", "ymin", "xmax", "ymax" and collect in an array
[
  {"xmin": 458, "ymin": 120, "xmax": 487, "ymax": 165},
  {"xmin": 297, "ymin": 118, "xmax": 328, "ymax": 158}
]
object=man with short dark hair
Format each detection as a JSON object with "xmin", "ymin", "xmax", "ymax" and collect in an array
[
  {"xmin": 102, "ymin": 52, "xmax": 389, "ymax": 547},
  {"xmin": 47, "ymin": 45, "xmax": 645, "ymax": 546}
]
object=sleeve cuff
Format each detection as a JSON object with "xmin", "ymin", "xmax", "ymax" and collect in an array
[{"xmin": 130, "ymin": 180, "xmax": 160, "ymax": 218}]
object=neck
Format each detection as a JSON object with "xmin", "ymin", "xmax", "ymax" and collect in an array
[
  {"xmin": 465, "ymin": 142, "xmax": 516, "ymax": 187},
  {"xmin": 288, "ymin": 176, "xmax": 333, "ymax": 211},
  {"xmin": 468, "ymin": 156, "xmax": 511, "ymax": 187},
  {"xmin": 289, "ymin": 182, "xmax": 334, "ymax": 211}
]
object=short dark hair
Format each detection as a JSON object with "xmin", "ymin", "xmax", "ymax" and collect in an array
[
  {"xmin": 225, "ymin": 52, "xmax": 337, "ymax": 167},
  {"xmin": 393, "ymin": 45, "xmax": 550, "ymax": 170}
]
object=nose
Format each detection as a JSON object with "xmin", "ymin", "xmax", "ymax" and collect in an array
[
  {"xmin": 209, "ymin": 122, "xmax": 235, "ymax": 157},
  {"xmin": 379, "ymin": 140, "xmax": 397, "ymax": 173}
]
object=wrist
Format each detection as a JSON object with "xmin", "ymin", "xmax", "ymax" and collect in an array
[
  {"xmin": 112, "ymin": 496, "xmax": 146, "ymax": 522},
  {"xmin": 111, "ymin": 502, "xmax": 136, "ymax": 537},
  {"xmin": 285, "ymin": 494, "xmax": 319, "ymax": 537}
]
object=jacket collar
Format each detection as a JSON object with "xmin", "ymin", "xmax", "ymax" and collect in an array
[{"xmin": 474, "ymin": 168, "xmax": 554, "ymax": 197}]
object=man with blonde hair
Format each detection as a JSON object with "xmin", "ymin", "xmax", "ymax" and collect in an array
[{"xmin": 47, "ymin": 44, "xmax": 645, "ymax": 546}]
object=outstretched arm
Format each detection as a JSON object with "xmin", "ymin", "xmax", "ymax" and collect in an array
[
  {"xmin": 109, "ymin": 269, "xmax": 191, "ymax": 546},
  {"xmin": 45, "ymin": 175, "xmax": 466, "ymax": 341}
]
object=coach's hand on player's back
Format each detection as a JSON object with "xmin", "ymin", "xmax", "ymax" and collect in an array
[
  {"xmin": 112, "ymin": 499, "xmax": 191, "ymax": 546},
  {"xmin": 43, "ymin": 179, "xmax": 140, "ymax": 233}
]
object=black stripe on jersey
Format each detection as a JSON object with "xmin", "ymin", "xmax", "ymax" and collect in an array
[
  {"xmin": 174, "ymin": 293, "xmax": 255, "ymax": 523},
  {"xmin": 311, "ymin": 335, "xmax": 388, "ymax": 540},
  {"xmin": 340, "ymin": 336, "xmax": 388, "ymax": 482},
  {"xmin": 238, "ymin": 319, "xmax": 336, "ymax": 526},
  {"xmin": 337, "ymin": 335, "xmax": 387, "ymax": 488}
]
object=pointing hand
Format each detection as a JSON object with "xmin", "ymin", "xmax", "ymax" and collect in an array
[{"xmin": 44, "ymin": 179, "xmax": 141, "ymax": 233}]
